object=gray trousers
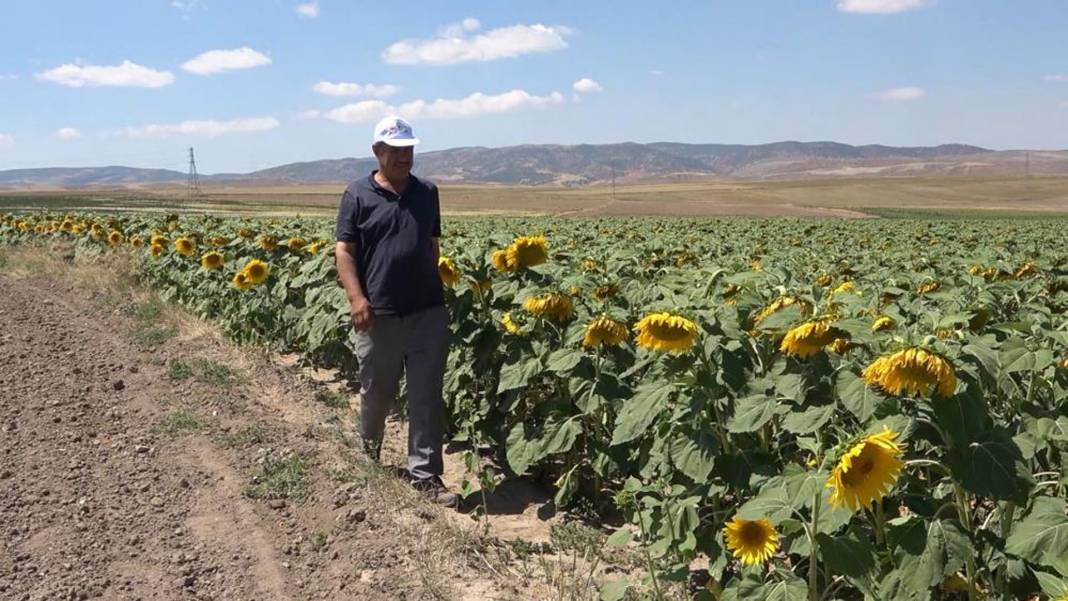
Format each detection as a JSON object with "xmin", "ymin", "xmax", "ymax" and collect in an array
[{"xmin": 354, "ymin": 304, "xmax": 449, "ymax": 482}]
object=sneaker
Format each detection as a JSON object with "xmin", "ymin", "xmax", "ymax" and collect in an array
[{"xmin": 411, "ymin": 476, "xmax": 460, "ymax": 509}]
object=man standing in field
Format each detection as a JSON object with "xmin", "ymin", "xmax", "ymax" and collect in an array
[{"xmin": 334, "ymin": 116, "xmax": 457, "ymax": 508}]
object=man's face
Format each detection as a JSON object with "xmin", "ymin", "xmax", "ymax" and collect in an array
[{"xmin": 374, "ymin": 143, "xmax": 414, "ymax": 176}]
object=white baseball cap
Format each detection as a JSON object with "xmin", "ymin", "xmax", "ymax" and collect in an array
[{"xmin": 373, "ymin": 116, "xmax": 419, "ymax": 147}]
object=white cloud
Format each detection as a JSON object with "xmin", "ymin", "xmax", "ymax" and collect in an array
[
  {"xmin": 55, "ymin": 127, "xmax": 82, "ymax": 140},
  {"xmin": 837, "ymin": 0, "xmax": 933, "ymax": 13},
  {"xmin": 1045, "ymin": 74, "xmax": 1068, "ymax": 82},
  {"xmin": 36, "ymin": 60, "xmax": 174, "ymax": 88},
  {"xmin": 572, "ymin": 78, "xmax": 603, "ymax": 93},
  {"xmin": 1061, "ymin": 101, "xmax": 1068, "ymax": 109},
  {"xmin": 118, "ymin": 117, "xmax": 279, "ymax": 138},
  {"xmin": 0, "ymin": 133, "xmax": 13, "ymax": 148},
  {"xmin": 297, "ymin": 109, "xmax": 322, "ymax": 120},
  {"xmin": 295, "ymin": 1, "xmax": 319, "ymax": 18},
  {"xmin": 181, "ymin": 47, "xmax": 272, "ymax": 75},
  {"xmin": 871, "ymin": 86, "xmax": 926, "ymax": 101},
  {"xmin": 382, "ymin": 21, "xmax": 571, "ymax": 66},
  {"xmin": 313, "ymin": 81, "xmax": 400, "ymax": 98},
  {"xmin": 323, "ymin": 89, "xmax": 565, "ymax": 124}
]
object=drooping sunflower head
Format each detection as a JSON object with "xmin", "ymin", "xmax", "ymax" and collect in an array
[
  {"xmin": 506, "ymin": 235, "xmax": 549, "ymax": 269},
  {"xmin": 816, "ymin": 273, "xmax": 834, "ymax": 287},
  {"xmin": 593, "ymin": 283, "xmax": 619, "ymax": 301},
  {"xmin": 522, "ymin": 293, "xmax": 574, "ymax": 323},
  {"xmin": 582, "ymin": 258, "xmax": 601, "ymax": 272},
  {"xmin": 259, "ymin": 235, "xmax": 278, "ymax": 252},
  {"xmin": 582, "ymin": 316, "xmax": 629, "ymax": 349},
  {"xmin": 827, "ymin": 427, "xmax": 904, "ymax": 511},
  {"xmin": 491, "ymin": 249, "xmax": 516, "ymax": 273},
  {"xmin": 828, "ymin": 337, "xmax": 854, "ymax": 355},
  {"xmin": 150, "ymin": 234, "xmax": 169, "ymax": 248},
  {"xmin": 200, "ymin": 251, "xmax": 225, "ymax": 271},
  {"xmin": 917, "ymin": 280, "xmax": 940, "ymax": 295},
  {"xmin": 129, "ymin": 236, "xmax": 144, "ymax": 248},
  {"xmin": 633, "ymin": 312, "xmax": 699, "ymax": 353},
  {"xmin": 208, "ymin": 235, "xmax": 229, "ymax": 247},
  {"xmin": 1013, "ymin": 262, "xmax": 1037, "ymax": 279},
  {"xmin": 107, "ymin": 231, "xmax": 124, "ymax": 246},
  {"xmin": 751, "ymin": 296, "xmax": 811, "ymax": 329},
  {"xmin": 149, "ymin": 244, "xmax": 165, "ymax": 258},
  {"xmin": 175, "ymin": 237, "xmax": 196, "ymax": 257},
  {"xmin": 438, "ymin": 256, "xmax": 461, "ymax": 287},
  {"xmin": 241, "ymin": 259, "xmax": 270, "ymax": 286},
  {"xmin": 863, "ymin": 347, "xmax": 957, "ymax": 398},
  {"xmin": 287, "ymin": 236, "xmax": 307, "ymax": 252},
  {"xmin": 60, "ymin": 219, "xmax": 76, "ymax": 233},
  {"xmin": 780, "ymin": 318, "xmax": 844, "ymax": 358},
  {"xmin": 237, "ymin": 228, "xmax": 256, "ymax": 239},
  {"xmin": 469, "ymin": 279, "xmax": 492, "ymax": 297},
  {"xmin": 832, "ymin": 281, "xmax": 857, "ymax": 296},
  {"xmin": 722, "ymin": 517, "xmax": 779, "ymax": 566},
  {"xmin": 871, "ymin": 316, "xmax": 895, "ymax": 332},
  {"xmin": 501, "ymin": 312, "xmax": 522, "ymax": 335},
  {"xmin": 231, "ymin": 271, "xmax": 251, "ymax": 291},
  {"xmin": 306, "ymin": 241, "xmax": 325, "ymax": 255}
]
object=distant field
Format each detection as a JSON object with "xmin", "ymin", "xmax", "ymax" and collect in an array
[{"xmin": 1, "ymin": 175, "xmax": 1066, "ymax": 217}]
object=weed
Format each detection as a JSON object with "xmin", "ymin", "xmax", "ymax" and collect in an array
[
  {"xmin": 220, "ymin": 424, "xmax": 267, "ymax": 448},
  {"xmin": 245, "ymin": 453, "xmax": 311, "ymax": 501},
  {"xmin": 153, "ymin": 409, "xmax": 204, "ymax": 436}
]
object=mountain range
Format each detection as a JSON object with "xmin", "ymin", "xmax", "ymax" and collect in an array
[{"xmin": 2, "ymin": 141, "xmax": 1066, "ymax": 188}]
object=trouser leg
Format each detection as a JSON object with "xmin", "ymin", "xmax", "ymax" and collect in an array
[
  {"xmin": 402, "ymin": 305, "xmax": 450, "ymax": 481},
  {"xmin": 354, "ymin": 316, "xmax": 404, "ymax": 459}
]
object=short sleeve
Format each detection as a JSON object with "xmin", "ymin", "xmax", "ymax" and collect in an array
[
  {"xmin": 334, "ymin": 189, "xmax": 359, "ymax": 242},
  {"xmin": 431, "ymin": 185, "xmax": 442, "ymax": 238}
]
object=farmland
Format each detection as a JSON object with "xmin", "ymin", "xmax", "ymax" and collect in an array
[{"xmin": 3, "ymin": 208, "xmax": 1067, "ymax": 600}]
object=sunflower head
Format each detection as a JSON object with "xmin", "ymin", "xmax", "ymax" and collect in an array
[
  {"xmin": 722, "ymin": 517, "xmax": 779, "ymax": 566},
  {"xmin": 438, "ymin": 256, "xmax": 461, "ymax": 287},
  {"xmin": 149, "ymin": 244, "xmax": 165, "ymax": 258},
  {"xmin": 505, "ymin": 235, "xmax": 549, "ymax": 269},
  {"xmin": 1013, "ymin": 262, "xmax": 1037, "ymax": 279},
  {"xmin": 816, "ymin": 273, "xmax": 834, "ymax": 287},
  {"xmin": 863, "ymin": 347, "xmax": 957, "ymax": 398},
  {"xmin": 287, "ymin": 236, "xmax": 307, "ymax": 252},
  {"xmin": 306, "ymin": 241, "xmax": 325, "ymax": 255},
  {"xmin": 917, "ymin": 280, "xmax": 940, "ymax": 295},
  {"xmin": 501, "ymin": 312, "xmax": 522, "ymax": 335},
  {"xmin": 582, "ymin": 316, "xmax": 628, "ymax": 349},
  {"xmin": 780, "ymin": 318, "xmax": 845, "ymax": 358},
  {"xmin": 201, "ymin": 251, "xmax": 225, "ymax": 271},
  {"xmin": 593, "ymin": 283, "xmax": 619, "ymax": 301},
  {"xmin": 129, "ymin": 236, "xmax": 144, "ymax": 248},
  {"xmin": 827, "ymin": 427, "xmax": 904, "ymax": 511},
  {"xmin": 175, "ymin": 237, "xmax": 197, "ymax": 257},
  {"xmin": 150, "ymin": 234, "xmax": 169, "ymax": 248},
  {"xmin": 259, "ymin": 235, "xmax": 279, "ymax": 252},
  {"xmin": 828, "ymin": 337, "xmax": 854, "ymax": 355},
  {"xmin": 107, "ymin": 231, "xmax": 124, "ymax": 246},
  {"xmin": 491, "ymin": 249, "xmax": 515, "ymax": 273},
  {"xmin": 208, "ymin": 235, "xmax": 229, "ymax": 247},
  {"xmin": 231, "ymin": 272, "xmax": 251, "ymax": 291},
  {"xmin": 469, "ymin": 279, "xmax": 492, "ymax": 297},
  {"xmin": 872, "ymin": 316, "xmax": 895, "ymax": 332},
  {"xmin": 582, "ymin": 258, "xmax": 601, "ymax": 272},
  {"xmin": 633, "ymin": 312, "xmax": 699, "ymax": 353},
  {"xmin": 752, "ymin": 296, "xmax": 811, "ymax": 329},
  {"xmin": 237, "ymin": 228, "xmax": 256, "ymax": 239},
  {"xmin": 522, "ymin": 293, "xmax": 574, "ymax": 323},
  {"xmin": 241, "ymin": 259, "xmax": 270, "ymax": 286}
]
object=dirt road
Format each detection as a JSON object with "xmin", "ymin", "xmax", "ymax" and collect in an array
[{"xmin": 0, "ymin": 265, "xmax": 520, "ymax": 600}]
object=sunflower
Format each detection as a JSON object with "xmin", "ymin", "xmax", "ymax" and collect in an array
[
  {"xmin": 259, "ymin": 235, "xmax": 278, "ymax": 252},
  {"xmin": 469, "ymin": 279, "xmax": 492, "ymax": 297},
  {"xmin": 150, "ymin": 234, "xmax": 169, "ymax": 248},
  {"xmin": 240, "ymin": 259, "xmax": 270, "ymax": 286},
  {"xmin": 751, "ymin": 296, "xmax": 811, "ymax": 329},
  {"xmin": 231, "ymin": 272, "xmax": 251, "ymax": 291},
  {"xmin": 209, "ymin": 236, "xmax": 230, "ymax": 247},
  {"xmin": 967, "ymin": 265, "xmax": 985, "ymax": 276},
  {"xmin": 306, "ymin": 241, "xmax": 325, "ymax": 255},
  {"xmin": 593, "ymin": 283, "xmax": 618, "ymax": 301},
  {"xmin": 522, "ymin": 293, "xmax": 573, "ymax": 323},
  {"xmin": 634, "ymin": 312, "xmax": 699, "ymax": 353},
  {"xmin": 828, "ymin": 337, "xmax": 855, "ymax": 355},
  {"xmin": 871, "ymin": 316, "xmax": 895, "ymax": 332},
  {"xmin": 917, "ymin": 280, "xmax": 940, "ymax": 295},
  {"xmin": 438, "ymin": 256, "xmax": 461, "ymax": 287},
  {"xmin": 237, "ymin": 228, "xmax": 256, "ymax": 239},
  {"xmin": 490, "ymin": 249, "xmax": 513, "ymax": 273},
  {"xmin": 60, "ymin": 219, "xmax": 75, "ymax": 233},
  {"xmin": 816, "ymin": 273, "xmax": 834, "ymax": 287},
  {"xmin": 107, "ymin": 231, "xmax": 124, "ymax": 246},
  {"xmin": 505, "ymin": 235, "xmax": 549, "ymax": 270},
  {"xmin": 1057, "ymin": 357, "xmax": 1068, "ymax": 370},
  {"xmin": 201, "ymin": 251, "xmax": 225, "ymax": 271},
  {"xmin": 149, "ymin": 244, "xmax": 165, "ymax": 258},
  {"xmin": 722, "ymin": 517, "xmax": 779, "ymax": 566},
  {"xmin": 1014, "ymin": 262, "xmax": 1037, "ymax": 279},
  {"xmin": 780, "ymin": 318, "xmax": 846, "ymax": 358},
  {"xmin": 832, "ymin": 281, "xmax": 857, "ymax": 295},
  {"xmin": 582, "ymin": 258, "xmax": 601, "ymax": 272},
  {"xmin": 863, "ymin": 348, "xmax": 957, "ymax": 398},
  {"xmin": 582, "ymin": 316, "xmax": 628, "ymax": 349},
  {"xmin": 129, "ymin": 236, "xmax": 144, "ymax": 248},
  {"xmin": 826, "ymin": 427, "xmax": 904, "ymax": 511},
  {"xmin": 501, "ymin": 312, "xmax": 522, "ymax": 335},
  {"xmin": 175, "ymin": 237, "xmax": 196, "ymax": 257},
  {"xmin": 287, "ymin": 236, "xmax": 306, "ymax": 252}
]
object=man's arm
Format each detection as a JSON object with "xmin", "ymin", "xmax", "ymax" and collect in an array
[{"xmin": 336, "ymin": 241, "xmax": 373, "ymax": 331}]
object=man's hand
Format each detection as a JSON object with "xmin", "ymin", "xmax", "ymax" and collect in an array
[{"xmin": 350, "ymin": 295, "xmax": 374, "ymax": 331}]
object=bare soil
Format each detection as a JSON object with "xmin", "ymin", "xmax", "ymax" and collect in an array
[{"xmin": 0, "ymin": 250, "xmax": 584, "ymax": 600}]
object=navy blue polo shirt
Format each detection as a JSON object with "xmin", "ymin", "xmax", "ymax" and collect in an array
[{"xmin": 334, "ymin": 171, "xmax": 444, "ymax": 316}]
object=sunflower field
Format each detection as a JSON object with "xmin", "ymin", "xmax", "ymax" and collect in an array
[{"xmin": 3, "ymin": 210, "xmax": 1068, "ymax": 601}]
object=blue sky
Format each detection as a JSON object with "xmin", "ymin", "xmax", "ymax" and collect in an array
[{"xmin": 1, "ymin": 0, "xmax": 1066, "ymax": 173}]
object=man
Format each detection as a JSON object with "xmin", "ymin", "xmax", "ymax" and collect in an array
[{"xmin": 334, "ymin": 116, "xmax": 457, "ymax": 508}]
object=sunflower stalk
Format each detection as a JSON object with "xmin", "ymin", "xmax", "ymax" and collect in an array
[
  {"xmin": 953, "ymin": 483, "xmax": 979, "ymax": 601},
  {"xmin": 807, "ymin": 486, "xmax": 822, "ymax": 601}
]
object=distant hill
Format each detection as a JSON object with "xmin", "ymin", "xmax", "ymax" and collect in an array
[{"xmin": 3, "ymin": 141, "xmax": 1067, "ymax": 188}]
